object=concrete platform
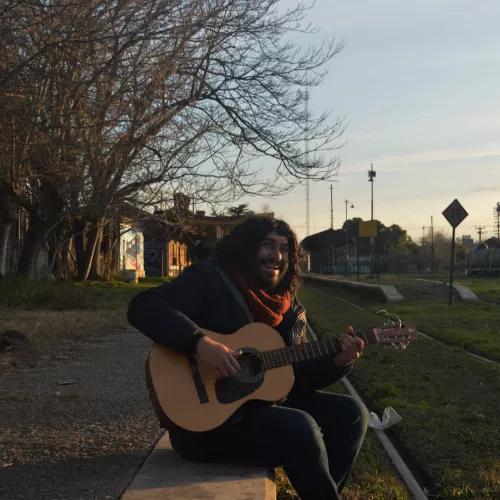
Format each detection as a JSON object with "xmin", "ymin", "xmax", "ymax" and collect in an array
[
  {"xmin": 415, "ymin": 279, "xmax": 481, "ymax": 303},
  {"xmin": 303, "ymin": 274, "xmax": 404, "ymax": 303},
  {"xmin": 121, "ymin": 433, "xmax": 276, "ymax": 500}
]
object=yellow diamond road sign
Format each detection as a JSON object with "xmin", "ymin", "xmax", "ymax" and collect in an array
[{"xmin": 442, "ymin": 199, "xmax": 468, "ymax": 228}]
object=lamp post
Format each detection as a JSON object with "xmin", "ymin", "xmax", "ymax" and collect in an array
[
  {"xmin": 368, "ymin": 164, "xmax": 376, "ymax": 278},
  {"xmin": 345, "ymin": 199, "xmax": 354, "ymax": 274}
]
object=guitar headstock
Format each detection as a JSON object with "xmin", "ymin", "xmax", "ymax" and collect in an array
[{"xmin": 374, "ymin": 321, "xmax": 418, "ymax": 349}]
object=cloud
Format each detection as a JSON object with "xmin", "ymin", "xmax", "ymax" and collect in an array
[
  {"xmin": 349, "ymin": 131, "xmax": 391, "ymax": 142},
  {"xmin": 340, "ymin": 142, "xmax": 500, "ymax": 173},
  {"xmin": 468, "ymin": 186, "xmax": 500, "ymax": 193}
]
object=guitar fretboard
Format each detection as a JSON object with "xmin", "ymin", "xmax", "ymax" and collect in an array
[{"xmin": 259, "ymin": 328, "xmax": 379, "ymax": 370}]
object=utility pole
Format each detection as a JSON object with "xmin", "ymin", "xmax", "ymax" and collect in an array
[
  {"xmin": 330, "ymin": 185, "xmax": 334, "ymax": 275},
  {"xmin": 475, "ymin": 226, "xmax": 486, "ymax": 243},
  {"xmin": 368, "ymin": 164, "xmax": 376, "ymax": 278},
  {"xmin": 495, "ymin": 202, "xmax": 500, "ymax": 239},
  {"xmin": 368, "ymin": 164, "xmax": 376, "ymax": 220},
  {"xmin": 330, "ymin": 185, "xmax": 334, "ymax": 230},
  {"xmin": 422, "ymin": 226, "xmax": 427, "ymax": 270},
  {"xmin": 304, "ymin": 89, "xmax": 310, "ymax": 236},
  {"xmin": 345, "ymin": 200, "xmax": 354, "ymax": 275},
  {"xmin": 430, "ymin": 216, "xmax": 434, "ymax": 272}
]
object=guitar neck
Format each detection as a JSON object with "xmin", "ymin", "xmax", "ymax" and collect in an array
[{"xmin": 260, "ymin": 328, "xmax": 379, "ymax": 371}]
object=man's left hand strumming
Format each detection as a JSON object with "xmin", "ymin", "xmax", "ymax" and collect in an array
[{"xmin": 334, "ymin": 326, "xmax": 364, "ymax": 368}]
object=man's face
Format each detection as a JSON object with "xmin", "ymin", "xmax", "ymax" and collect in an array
[{"xmin": 251, "ymin": 232, "xmax": 290, "ymax": 290}]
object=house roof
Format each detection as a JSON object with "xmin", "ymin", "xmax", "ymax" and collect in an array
[{"xmin": 301, "ymin": 228, "xmax": 347, "ymax": 250}]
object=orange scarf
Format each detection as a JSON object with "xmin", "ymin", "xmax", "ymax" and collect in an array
[{"xmin": 230, "ymin": 266, "xmax": 291, "ymax": 327}]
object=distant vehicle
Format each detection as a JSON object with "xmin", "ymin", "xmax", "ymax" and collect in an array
[{"xmin": 466, "ymin": 244, "xmax": 500, "ymax": 276}]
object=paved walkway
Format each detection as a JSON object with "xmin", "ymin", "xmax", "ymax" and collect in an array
[{"xmin": 0, "ymin": 328, "xmax": 161, "ymax": 500}]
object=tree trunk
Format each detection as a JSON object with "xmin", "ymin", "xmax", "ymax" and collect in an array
[
  {"xmin": 87, "ymin": 224, "xmax": 103, "ymax": 281},
  {"xmin": 17, "ymin": 215, "xmax": 45, "ymax": 278},
  {"xmin": 0, "ymin": 221, "xmax": 13, "ymax": 277},
  {"xmin": 76, "ymin": 220, "xmax": 103, "ymax": 281},
  {"xmin": 62, "ymin": 238, "xmax": 71, "ymax": 280},
  {"xmin": 0, "ymin": 184, "xmax": 19, "ymax": 276},
  {"xmin": 73, "ymin": 218, "xmax": 87, "ymax": 278}
]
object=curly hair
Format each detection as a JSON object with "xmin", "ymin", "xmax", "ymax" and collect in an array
[{"xmin": 214, "ymin": 216, "xmax": 302, "ymax": 294}]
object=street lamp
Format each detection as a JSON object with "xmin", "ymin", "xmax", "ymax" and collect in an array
[
  {"xmin": 368, "ymin": 164, "xmax": 376, "ymax": 220},
  {"xmin": 368, "ymin": 164, "xmax": 376, "ymax": 278},
  {"xmin": 345, "ymin": 200, "xmax": 354, "ymax": 274}
]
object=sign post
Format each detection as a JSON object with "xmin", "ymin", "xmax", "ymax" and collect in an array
[
  {"xmin": 442, "ymin": 199, "xmax": 468, "ymax": 305},
  {"xmin": 359, "ymin": 220, "xmax": 378, "ymax": 281}
]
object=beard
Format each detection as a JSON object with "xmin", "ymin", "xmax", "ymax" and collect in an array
[{"xmin": 249, "ymin": 257, "xmax": 288, "ymax": 291}]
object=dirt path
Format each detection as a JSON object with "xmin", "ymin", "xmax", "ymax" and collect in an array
[{"xmin": 0, "ymin": 328, "xmax": 161, "ymax": 500}]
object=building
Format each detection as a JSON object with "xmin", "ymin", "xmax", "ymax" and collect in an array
[
  {"xmin": 141, "ymin": 195, "xmax": 274, "ymax": 277},
  {"xmin": 300, "ymin": 228, "xmax": 353, "ymax": 274},
  {"xmin": 461, "ymin": 235, "xmax": 474, "ymax": 245}
]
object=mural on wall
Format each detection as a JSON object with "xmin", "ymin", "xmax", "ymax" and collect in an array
[{"xmin": 119, "ymin": 225, "xmax": 145, "ymax": 277}]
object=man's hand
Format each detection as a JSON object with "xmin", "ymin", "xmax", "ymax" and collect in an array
[
  {"xmin": 334, "ymin": 326, "xmax": 364, "ymax": 368},
  {"xmin": 196, "ymin": 336, "xmax": 241, "ymax": 378}
]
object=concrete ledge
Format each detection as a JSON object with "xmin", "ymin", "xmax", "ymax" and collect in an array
[
  {"xmin": 303, "ymin": 274, "xmax": 404, "ymax": 303},
  {"xmin": 121, "ymin": 433, "xmax": 276, "ymax": 500},
  {"xmin": 415, "ymin": 279, "xmax": 481, "ymax": 303}
]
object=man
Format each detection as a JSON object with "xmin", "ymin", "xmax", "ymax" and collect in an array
[{"xmin": 128, "ymin": 216, "xmax": 368, "ymax": 500}]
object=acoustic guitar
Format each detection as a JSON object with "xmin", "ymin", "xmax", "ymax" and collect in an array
[{"xmin": 149, "ymin": 321, "xmax": 417, "ymax": 432}]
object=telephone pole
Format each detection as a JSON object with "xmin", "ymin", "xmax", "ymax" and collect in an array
[
  {"xmin": 330, "ymin": 185, "xmax": 334, "ymax": 230},
  {"xmin": 345, "ymin": 200, "xmax": 354, "ymax": 274},
  {"xmin": 495, "ymin": 202, "xmax": 500, "ymax": 239},
  {"xmin": 368, "ymin": 164, "xmax": 376, "ymax": 278},
  {"xmin": 304, "ymin": 90, "xmax": 310, "ymax": 236},
  {"xmin": 475, "ymin": 226, "xmax": 486, "ymax": 243},
  {"xmin": 422, "ymin": 226, "xmax": 427, "ymax": 270},
  {"xmin": 430, "ymin": 216, "xmax": 434, "ymax": 272},
  {"xmin": 368, "ymin": 164, "xmax": 376, "ymax": 219}
]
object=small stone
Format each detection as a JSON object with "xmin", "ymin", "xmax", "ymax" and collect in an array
[{"xmin": 57, "ymin": 380, "xmax": 76, "ymax": 385}]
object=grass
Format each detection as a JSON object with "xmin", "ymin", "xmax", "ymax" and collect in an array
[
  {"xmin": 276, "ymin": 380, "xmax": 411, "ymax": 500},
  {"xmin": 0, "ymin": 276, "xmax": 169, "ymax": 372},
  {"xmin": 330, "ymin": 272, "xmax": 500, "ymax": 304},
  {"xmin": 306, "ymin": 278, "xmax": 500, "ymax": 363},
  {"xmin": 0, "ymin": 275, "xmax": 169, "ymax": 310},
  {"xmin": 298, "ymin": 284, "xmax": 500, "ymax": 499}
]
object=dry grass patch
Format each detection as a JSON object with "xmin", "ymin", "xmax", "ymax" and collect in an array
[{"xmin": 0, "ymin": 308, "xmax": 128, "ymax": 372}]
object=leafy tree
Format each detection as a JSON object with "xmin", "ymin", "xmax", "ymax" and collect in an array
[
  {"xmin": 227, "ymin": 204, "xmax": 251, "ymax": 216},
  {"xmin": 485, "ymin": 237, "xmax": 500, "ymax": 247}
]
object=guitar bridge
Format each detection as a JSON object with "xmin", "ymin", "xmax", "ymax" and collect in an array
[{"xmin": 188, "ymin": 356, "xmax": 209, "ymax": 404}]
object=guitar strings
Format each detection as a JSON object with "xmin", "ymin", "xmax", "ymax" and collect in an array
[
  {"xmin": 231, "ymin": 327, "xmax": 382, "ymax": 368},
  {"xmin": 231, "ymin": 325, "xmax": 409, "ymax": 369}
]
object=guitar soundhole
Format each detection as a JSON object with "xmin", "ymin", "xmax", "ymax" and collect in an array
[{"xmin": 215, "ymin": 347, "xmax": 265, "ymax": 404}]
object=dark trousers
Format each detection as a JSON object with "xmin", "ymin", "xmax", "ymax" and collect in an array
[{"xmin": 170, "ymin": 391, "xmax": 369, "ymax": 500}]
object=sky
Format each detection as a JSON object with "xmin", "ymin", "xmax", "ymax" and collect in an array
[{"xmin": 238, "ymin": 0, "xmax": 500, "ymax": 243}]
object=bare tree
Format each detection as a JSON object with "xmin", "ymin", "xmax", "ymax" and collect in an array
[{"xmin": 1, "ymin": 0, "xmax": 345, "ymax": 280}]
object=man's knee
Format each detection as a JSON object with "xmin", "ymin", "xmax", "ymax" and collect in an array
[
  {"xmin": 282, "ymin": 411, "xmax": 325, "ymax": 457},
  {"xmin": 350, "ymin": 396, "xmax": 369, "ymax": 431},
  {"xmin": 323, "ymin": 393, "xmax": 369, "ymax": 433}
]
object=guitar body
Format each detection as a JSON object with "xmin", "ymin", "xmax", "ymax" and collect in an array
[{"xmin": 149, "ymin": 323, "xmax": 295, "ymax": 432}]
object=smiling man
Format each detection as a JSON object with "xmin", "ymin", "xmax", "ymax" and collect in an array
[{"xmin": 128, "ymin": 216, "xmax": 367, "ymax": 500}]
